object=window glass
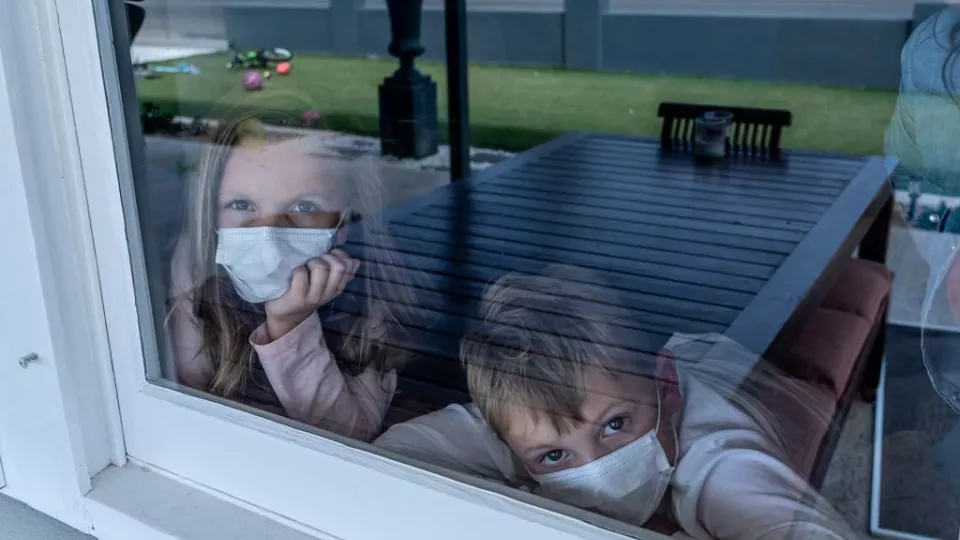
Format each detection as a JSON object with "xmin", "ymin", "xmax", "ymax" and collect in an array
[{"xmin": 111, "ymin": 0, "xmax": 959, "ymax": 537}]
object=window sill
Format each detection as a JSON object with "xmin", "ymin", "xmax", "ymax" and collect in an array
[{"xmin": 85, "ymin": 465, "xmax": 327, "ymax": 540}]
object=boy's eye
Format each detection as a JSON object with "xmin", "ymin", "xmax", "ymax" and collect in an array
[
  {"xmin": 539, "ymin": 449, "xmax": 567, "ymax": 466},
  {"xmin": 225, "ymin": 199, "xmax": 253, "ymax": 211},
  {"xmin": 290, "ymin": 201, "xmax": 319, "ymax": 213},
  {"xmin": 601, "ymin": 416, "xmax": 626, "ymax": 437}
]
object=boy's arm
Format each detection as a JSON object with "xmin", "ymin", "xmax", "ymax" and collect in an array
[
  {"xmin": 691, "ymin": 449, "xmax": 859, "ymax": 540},
  {"xmin": 374, "ymin": 403, "xmax": 520, "ymax": 484}
]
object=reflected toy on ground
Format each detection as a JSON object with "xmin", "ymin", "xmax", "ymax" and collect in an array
[
  {"xmin": 243, "ymin": 71, "xmax": 263, "ymax": 91},
  {"xmin": 133, "ymin": 62, "xmax": 200, "ymax": 79},
  {"xmin": 907, "ymin": 202, "xmax": 960, "ymax": 233},
  {"xmin": 153, "ymin": 63, "xmax": 200, "ymax": 75},
  {"xmin": 904, "ymin": 183, "xmax": 960, "ymax": 234},
  {"xmin": 139, "ymin": 102, "xmax": 176, "ymax": 134},
  {"xmin": 138, "ymin": 103, "xmax": 208, "ymax": 138},
  {"xmin": 301, "ymin": 110, "xmax": 320, "ymax": 126},
  {"xmin": 225, "ymin": 41, "xmax": 293, "ymax": 70}
]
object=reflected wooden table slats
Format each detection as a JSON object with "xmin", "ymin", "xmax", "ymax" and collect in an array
[{"xmin": 334, "ymin": 132, "xmax": 892, "ymax": 412}]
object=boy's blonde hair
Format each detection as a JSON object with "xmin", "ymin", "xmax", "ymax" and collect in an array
[{"xmin": 461, "ymin": 265, "xmax": 657, "ymax": 438}]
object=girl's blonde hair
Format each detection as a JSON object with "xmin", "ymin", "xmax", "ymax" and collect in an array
[
  {"xmin": 461, "ymin": 264, "xmax": 832, "ymax": 466},
  {"xmin": 175, "ymin": 92, "xmax": 416, "ymax": 398}
]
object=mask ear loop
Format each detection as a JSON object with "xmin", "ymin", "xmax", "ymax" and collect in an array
[
  {"xmin": 647, "ymin": 387, "xmax": 674, "ymax": 518},
  {"xmin": 331, "ymin": 207, "xmax": 351, "ymax": 246},
  {"xmin": 652, "ymin": 378, "xmax": 664, "ymax": 438},
  {"xmin": 321, "ymin": 208, "xmax": 352, "ymax": 320},
  {"xmin": 337, "ymin": 208, "xmax": 350, "ymax": 229},
  {"xmin": 655, "ymin": 350, "xmax": 681, "ymax": 464}
]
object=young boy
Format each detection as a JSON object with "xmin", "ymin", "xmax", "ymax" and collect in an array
[{"xmin": 374, "ymin": 268, "xmax": 857, "ymax": 540}]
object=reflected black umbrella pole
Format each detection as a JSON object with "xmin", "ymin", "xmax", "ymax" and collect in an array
[{"xmin": 444, "ymin": 0, "xmax": 470, "ymax": 182}]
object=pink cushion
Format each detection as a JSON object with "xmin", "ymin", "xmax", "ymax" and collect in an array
[
  {"xmin": 765, "ymin": 259, "xmax": 890, "ymax": 482},
  {"xmin": 820, "ymin": 259, "xmax": 892, "ymax": 324},
  {"xmin": 787, "ymin": 308, "xmax": 872, "ymax": 397}
]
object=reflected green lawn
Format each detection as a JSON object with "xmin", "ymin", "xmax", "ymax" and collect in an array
[{"xmin": 136, "ymin": 53, "xmax": 897, "ymax": 154}]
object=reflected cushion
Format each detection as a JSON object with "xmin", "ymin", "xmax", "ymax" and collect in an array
[
  {"xmin": 820, "ymin": 259, "xmax": 892, "ymax": 324},
  {"xmin": 787, "ymin": 308, "xmax": 873, "ymax": 397}
]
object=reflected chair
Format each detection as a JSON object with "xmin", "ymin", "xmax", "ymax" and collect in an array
[{"xmin": 658, "ymin": 102, "xmax": 793, "ymax": 160}]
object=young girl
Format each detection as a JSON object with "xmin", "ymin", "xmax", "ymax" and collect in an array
[
  {"xmin": 376, "ymin": 266, "xmax": 855, "ymax": 539},
  {"xmin": 168, "ymin": 100, "xmax": 415, "ymax": 441}
]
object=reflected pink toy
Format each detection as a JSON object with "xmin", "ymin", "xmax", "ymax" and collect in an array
[
  {"xmin": 301, "ymin": 109, "xmax": 320, "ymax": 126},
  {"xmin": 242, "ymin": 71, "xmax": 263, "ymax": 91}
]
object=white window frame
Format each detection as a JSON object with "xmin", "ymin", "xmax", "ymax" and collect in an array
[
  {"xmin": 0, "ymin": 0, "xmax": 126, "ymax": 529},
  {"xmin": 2, "ymin": 0, "xmax": 661, "ymax": 538}
]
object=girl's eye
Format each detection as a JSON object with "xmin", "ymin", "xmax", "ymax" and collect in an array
[
  {"xmin": 291, "ymin": 201, "xmax": 319, "ymax": 213},
  {"xmin": 539, "ymin": 449, "xmax": 567, "ymax": 466},
  {"xmin": 601, "ymin": 416, "xmax": 626, "ymax": 437},
  {"xmin": 225, "ymin": 199, "xmax": 253, "ymax": 211}
]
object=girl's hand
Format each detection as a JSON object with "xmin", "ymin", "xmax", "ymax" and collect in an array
[{"xmin": 264, "ymin": 249, "xmax": 359, "ymax": 341}]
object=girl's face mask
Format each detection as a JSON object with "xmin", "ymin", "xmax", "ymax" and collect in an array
[
  {"xmin": 213, "ymin": 138, "xmax": 355, "ymax": 304},
  {"xmin": 215, "ymin": 226, "xmax": 338, "ymax": 304}
]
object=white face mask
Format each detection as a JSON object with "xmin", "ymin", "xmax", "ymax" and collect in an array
[
  {"xmin": 215, "ymin": 226, "xmax": 338, "ymax": 304},
  {"xmin": 532, "ymin": 397, "xmax": 675, "ymax": 525}
]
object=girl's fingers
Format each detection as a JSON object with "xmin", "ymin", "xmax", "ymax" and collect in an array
[
  {"xmin": 288, "ymin": 265, "xmax": 310, "ymax": 298},
  {"xmin": 345, "ymin": 258, "xmax": 360, "ymax": 290},
  {"xmin": 335, "ymin": 257, "xmax": 358, "ymax": 298},
  {"xmin": 305, "ymin": 258, "xmax": 330, "ymax": 303},
  {"xmin": 319, "ymin": 252, "xmax": 347, "ymax": 302}
]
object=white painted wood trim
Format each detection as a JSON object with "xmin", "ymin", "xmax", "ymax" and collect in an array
[
  {"xmin": 0, "ymin": 0, "xmax": 126, "ymax": 530},
  {"xmin": 85, "ymin": 464, "xmax": 326, "ymax": 540}
]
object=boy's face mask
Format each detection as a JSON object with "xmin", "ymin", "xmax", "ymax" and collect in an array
[
  {"xmin": 531, "ymin": 392, "xmax": 676, "ymax": 525},
  {"xmin": 215, "ymin": 226, "xmax": 338, "ymax": 303}
]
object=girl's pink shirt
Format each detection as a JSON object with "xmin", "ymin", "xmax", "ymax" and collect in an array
[{"xmin": 167, "ymin": 237, "xmax": 396, "ymax": 442}]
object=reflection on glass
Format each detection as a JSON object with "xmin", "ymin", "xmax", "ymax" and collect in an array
[
  {"xmin": 109, "ymin": 0, "xmax": 960, "ymax": 537},
  {"xmin": 882, "ymin": 4, "xmax": 960, "ymax": 538}
]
